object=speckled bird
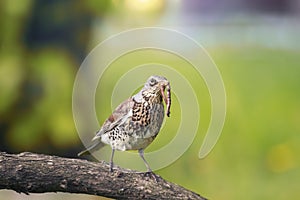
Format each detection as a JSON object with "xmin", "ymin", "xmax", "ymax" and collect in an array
[{"xmin": 78, "ymin": 75, "xmax": 171, "ymax": 173}]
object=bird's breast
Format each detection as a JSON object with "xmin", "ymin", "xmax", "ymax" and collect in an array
[
  {"xmin": 129, "ymin": 100, "xmax": 164, "ymax": 139},
  {"xmin": 101, "ymin": 100, "xmax": 165, "ymax": 151}
]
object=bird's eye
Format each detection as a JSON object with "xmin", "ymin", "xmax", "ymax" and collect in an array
[{"xmin": 149, "ymin": 78, "xmax": 157, "ymax": 86}]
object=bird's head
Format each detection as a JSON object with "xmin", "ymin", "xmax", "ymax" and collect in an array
[
  {"xmin": 144, "ymin": 75, "xmax": 169, "ymax": 92},
  {"xmin": 142, "ymin": 75, "xmax": 171, "ymax": 117}
]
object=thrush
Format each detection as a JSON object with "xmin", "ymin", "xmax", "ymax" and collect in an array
[{"xmin": 78, "ymin": 75, "xmax": 171, "ymax": 173}]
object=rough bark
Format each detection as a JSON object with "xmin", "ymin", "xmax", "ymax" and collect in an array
[{"xmin": 0, "ymin": 152, "xmax": 206, "ymax": 200}]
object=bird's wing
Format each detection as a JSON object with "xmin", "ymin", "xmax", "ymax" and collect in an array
[{"xmin": 92, "ymin": 98, "xmax": 134, "ymax": 140}]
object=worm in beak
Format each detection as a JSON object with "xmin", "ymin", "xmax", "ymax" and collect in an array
[{"xmin": 160, "ymin": 83, "xmax": 171, "ymax": 117}]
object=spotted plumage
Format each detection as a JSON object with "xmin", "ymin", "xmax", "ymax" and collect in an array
[{"xmin": 78, "ymin": 75, "xmax": 171, "ymax": 172}]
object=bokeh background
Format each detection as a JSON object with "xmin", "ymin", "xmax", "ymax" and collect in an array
[{"xmin": 1, "ymin": 0, "xmax": 300, "ymax": 199}]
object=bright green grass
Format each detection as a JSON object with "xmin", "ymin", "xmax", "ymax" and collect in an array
[
  {"xmin": 164, "ymin": 47, "xmax": 300, "ymax": 200},
  {"xmin": 97, "ymin": 46, "xmax": 300, "ymax": 199}
]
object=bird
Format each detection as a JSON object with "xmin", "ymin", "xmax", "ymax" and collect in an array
[{"xmin": 78, "ymin": 75, "xmax": 171, "ymax": 174}]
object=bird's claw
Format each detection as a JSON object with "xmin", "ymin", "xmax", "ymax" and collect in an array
[{"xmin": 138, "ymin": 171, "xmax": 160, "ymax": 182}]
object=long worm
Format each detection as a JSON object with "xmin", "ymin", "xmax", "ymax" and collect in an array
[
  {"xmin": 166, "ymin": 83, "xmax": 171, "ymax": 117},
  {"xmin": 161, "ymin": 83, "xmax": 171, "ymax": 117}
]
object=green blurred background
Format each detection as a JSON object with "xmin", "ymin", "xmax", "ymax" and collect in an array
[{"xmin": 1, "ymin": 0, "xmax": 300, "ymax": 199}]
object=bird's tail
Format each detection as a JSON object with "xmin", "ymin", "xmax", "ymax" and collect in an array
[{"xmin": 78, "ymin": 140, "xmax": 106, "ymax": 157}]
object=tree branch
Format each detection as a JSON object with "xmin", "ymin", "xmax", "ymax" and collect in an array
[{"xmin": 0, "ymin": 152, "xmax": 206, "ymax": 200}]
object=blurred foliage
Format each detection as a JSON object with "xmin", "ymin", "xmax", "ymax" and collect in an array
[
  {"xmin": 0, "ymin": 0, "xmax": 112, "ymax": 155},
  {"xmin": 0, "ymin": 0, "xmax": 300, "ymax": 200}
]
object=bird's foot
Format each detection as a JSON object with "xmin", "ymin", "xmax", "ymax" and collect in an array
[
  {"xmin": 137, "ymin": 171, "xmax": 160, "ymax": 182},
  {"xmin": 145, "ymin": 171, "xmax": 160, "ymax": 182}
]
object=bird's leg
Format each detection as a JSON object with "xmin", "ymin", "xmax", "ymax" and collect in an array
[
  {"xmin": 138, "ymin": 149, "xmax": 160, "ymax": 182},
  {"xmin": 110, "ymin": 148, "xmax": 115, "ymax": 172},
  {"xmin": 138, "ymin": 149, "xmax": 152, "ymax": 172}
]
